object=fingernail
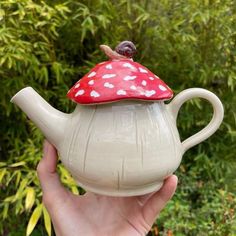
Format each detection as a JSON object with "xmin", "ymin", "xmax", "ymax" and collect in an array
[{"xmin": 173, "ymin": 175, "xmax": 178, "ymax": 183}]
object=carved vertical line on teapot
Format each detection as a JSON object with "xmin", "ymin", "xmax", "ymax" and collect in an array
[
  {"xmin": 72, "ymin": 124, "xmax": 82, "ymax": 165},
  {"xmin": 83, "ymin": 106, "xmax": 97, "ymax": 172},
  {"xmin": 149, "ymin": 104, "xmax": 160, "ymax": 147},
  {"xmin": 162, "ymin": 103, "xmax": 177, "ymax": 161},
  {"xmin": 121, "ymin": 157, "xmax": 125, "ymax": 181},
  {"xmin": 140, "ymin": 137, "xmax": 144, "ymax": 167},
  {"xmin": 63, "ymin": 115, "xmax": 73, "ymax": 169},
  {"xmin": 134, "ymin": 109, "xmax": 144, "ymax": 165},
  {"xmin": 117, "ymin": 171, "xmax": 120, "ymax": 190},
  {"xmin": 68, "ymin": 107, "xmax": 85, "ymax": 171},
  {"xmin": 150, "ymin": 104, "xmax": 159, "ymax": 164},
  {"xmin": 134, "ymin": 111, "xmax": 139, "ymax": 152},
  {"xmin": 83, "ymin": 133, "xmax": 91, "ymax": 173},
  {"xmin": 73, "ymin": 110, "xmax": 83, "ymax": 147},
  {"xmin": 70, "ymin": 119, "xmax": 82, "ymax": 168},
  {"xmin": 68, "ymin": 127, "xmax": 76, "ymax": 167},
  {"xmin": 66, "ymin": 113, "xmax": 81, "ymax": 169}
]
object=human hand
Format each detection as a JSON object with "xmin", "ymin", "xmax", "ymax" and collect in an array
[{"xmin": 37, "ymin": 140, "xmax": 178, "ymax": 236}]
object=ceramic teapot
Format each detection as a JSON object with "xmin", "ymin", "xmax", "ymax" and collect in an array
[{"xmin": 11, "ymin": 41, "xmax": 224, "ymax": 196}]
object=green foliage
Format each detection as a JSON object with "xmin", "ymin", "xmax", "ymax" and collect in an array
[
  {"xmin": 0, "ymin": 0, "xmax": 235, "ymax": 235},
  {"xmin": 158, "ymin": 167, "xmax": 236, "ymax": 235}
]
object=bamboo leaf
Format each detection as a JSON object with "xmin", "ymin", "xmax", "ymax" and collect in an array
[
  {"xmin": 26, "ymin": 204, "xmax": 43, "ymax": 236},
  {"xmin": 13, "ymin": 178, "xmax": 28, "ymax": 202},
  {"xmin": 0, "ymin": 168, "xmax": 7, "ymax": 183},
  {"xmin": 7, "ymin": 56, "xmax": 13, "ymax": 69},
  {"xmin": 71, "ymin": 186, "xmax": 79, "ymax": 195},
  {"xmin": 43, "ymin": 205, "xmax": 51, "ymax": 236},
  {"xmin": 25, "ymin": 187, "xmax": 35, "ymax": 211},
  {"xmin": 0, "ymin": 162, "xmax": 7, "ymax": 167},
  {"xmin": 52, "ymin": 62, "xmax": 61, "ymax": 83},
  {"xmin": 0, "ymin": 56, "xmax": 7, "ymax": 66},
  {"xmin": 3, "ymin": 202, "xmax": 9, "ymax": 219},
  {"xmin": 4, "ymin": 195, "xmax": 15, "ymax": 203},
  {"xmin": 15, "ymin": 198, "xmax": 24, "ymax": 215},
  {"xmin": 15, "ymin": 171, "xmax": 22, "ymax": 187},
  {"xmin": 9, "ymin": 161, "xmax": 26, "ymax": 167},
  {"xmin": 0, "ymin": 9, "xmax": 5, "ymax": 21}
]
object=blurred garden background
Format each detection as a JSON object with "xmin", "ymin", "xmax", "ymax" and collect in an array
[{"xmin": 0, "ymin": 0, "xmax": 236, "ymax": 235}]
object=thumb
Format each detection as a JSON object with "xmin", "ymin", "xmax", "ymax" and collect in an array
[
  {"xmin": 142, "ymin": 175, "xmax": 178, "ymax": 226},
  {"xmin": 37, "ymin": 140, "xmax": 68, "ymax": 208}
]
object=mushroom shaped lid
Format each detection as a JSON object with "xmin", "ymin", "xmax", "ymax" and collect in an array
[{"xmin": 67, "ymin": 42, "xmax": 173, "ymax": 105}]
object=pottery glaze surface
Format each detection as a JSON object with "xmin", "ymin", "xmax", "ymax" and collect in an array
[{"xmin": 60, "ymin": 101, "xmax": 182, "ymax": 196}]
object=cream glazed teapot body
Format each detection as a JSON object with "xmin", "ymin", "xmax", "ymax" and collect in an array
[{"xmin": 11, "ymin": 42, "xmax": 224, "ymax": 196}]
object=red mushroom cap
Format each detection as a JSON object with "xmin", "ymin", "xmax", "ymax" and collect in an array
[{"xmin": 67, "ymin": 59, "xmax": 173, "ymax": 105}]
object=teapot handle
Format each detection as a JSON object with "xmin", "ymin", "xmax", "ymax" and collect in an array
[{"xmin": 167, "ymin": 88, "xmax": 224, "ymax": 153}]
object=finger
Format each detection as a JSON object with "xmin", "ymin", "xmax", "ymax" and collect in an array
[
  {"xmin": 136, "ymin": 192, "xmax": 155, "ymax": 206},
  {"xmin": 37, "ymin": 140, "xmax": 68, "ymax": 206},
  {"xmin": 142, "ymin": 175, "xmax": 178, "ymax": 225}
]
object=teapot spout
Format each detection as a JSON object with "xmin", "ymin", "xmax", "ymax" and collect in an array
[{"xmin": 11, "ymin": 87, "xmax": 70, "ymax": 148}]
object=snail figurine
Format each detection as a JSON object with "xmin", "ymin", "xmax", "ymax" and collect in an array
[{"xmin": 11, "ymin": 41, "xmax": 224, "ymax": 196}]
